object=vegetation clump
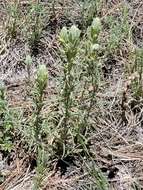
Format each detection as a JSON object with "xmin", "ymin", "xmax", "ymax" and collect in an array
[{"xmin": 0, "ymin": 1, "xmax": 143, "ymax": 190}]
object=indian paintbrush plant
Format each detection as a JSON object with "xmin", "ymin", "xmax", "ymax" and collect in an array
[
  {"xmin": 32, "ymin": 65, "xmax": 48, "ymax": 190},
  {"xmin": 86, "ymin": 17, "xmax": 102, "ymax": 100},
  {"xmin": 59, "ymin": 25, "xmax": 81, "ymax": 151},
  {"xmin": 57, "ymin": 18, "xmax": 102, "ymax": 156},
  {"xmin": 33, "ymin": 147, "xmax": 47, "ymax": 190},
  {"xmin": 79, "ymin": 18, "xmax": 102, "ymax": 135},
  {"xmin": 33, "ymin": 64, "xmax": 48, "ymax": 149}
]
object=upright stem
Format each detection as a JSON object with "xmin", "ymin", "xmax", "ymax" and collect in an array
[
  {"xmin": 34, "ymin": 91, "xmax": 43, "ymax": 143},
  {"xmin": 81, "ymin": 60, "xmax": 98, "ymax": 134},
  {"xmin": 62, "ymin": 59, "xmax": 73, "ymax": 141}
]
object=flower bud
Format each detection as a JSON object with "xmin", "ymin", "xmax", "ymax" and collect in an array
[
  {"xmin": 59, "ymin": 26, "xmax": 68, "ymax": 44},
  {"xmin": 91, "ymin": 44, "xmax": 100, "ymax": 51},
  {"xmin": 88, "ymin": 17, "xmax": 102, "ymax": 42},
  {"xmin": 91, "ymin": 17, "xmax": 102, "ymax": 35},
  {"xmin": 69, "ymin": 25, "xmax": 81, "ymax": 44},
  {"xmin": 36, "ymin": 65, "xmax": 48, "ymax": 91}
]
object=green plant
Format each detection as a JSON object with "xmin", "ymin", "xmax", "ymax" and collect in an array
[
  {"xmin": 33, "ymin": 147, "xmax": 46, "ymax": 190},
  {"xmin": 79, "ymin": 18, "xmax": 102, "ymax": 135},
  {"xmin": 25, "ymin": 54, "xmax": 32, "ymax": 82},
  {"xmin": 131, "ymin": 48, "xmax": 143, "ymax": 98},
  {"xmin": 59, "ymin": 25, "xmax": 81, "ymax": 145},
  {"xmin": 33, "ymin": 64, "xmax": 48, "ymax": 148},
  {"xmin": 25, "ymin": 1, "xmax": 45, "ymax": 54},
  {"xmin": 0, "ymin": 82, "xmax": 14, "ymax": 152},
  {"xmin": 106, "ymin": 5, "xmax": 129, "ymax": 52},
  {"xmin": 18, "ymin": 64, "xmax": 48, "ymax": 189},
  {"xmin": 21, "ymin": 64, "xmax": 48, "ymax": 152},
  {"xmin": 121, "ymin": 5, "xmax": 130, "ymax": 39},
  {"xmin": 32, "ymin": 65, "xmax": 48, "ymax": 189},
  {"xmin": 24, "ymin": 54, "xmax": 33, "ymax": 97},
  {"xmin": 81, "ymin": 0, "xmax": 102, "ymax": 29},
  {"xmin": 6, "ymin": 1, "xmax": 20, "ymax": 38},
  {"xmin": 56, "ymin": 18, "xmax": 102, "ymax": 157},
  {"xmin": 86, "ymin": 160, "xmax": 109, "ymax": 190}
]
